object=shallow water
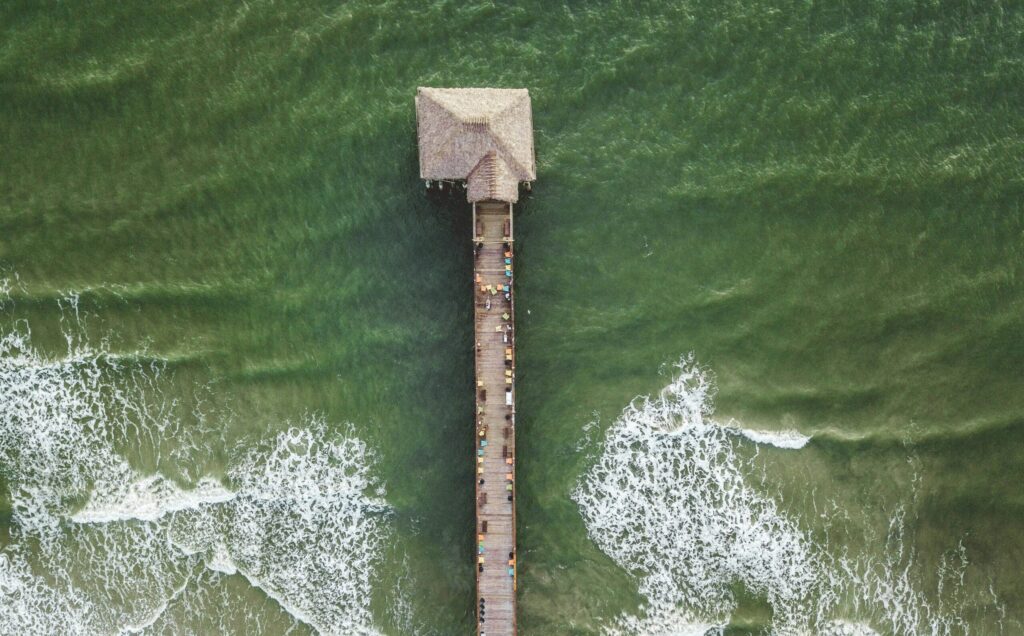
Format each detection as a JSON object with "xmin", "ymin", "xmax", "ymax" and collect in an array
[{"xmin": 2, "ymin": 1, "xmax": 1023, "ymax": 633}]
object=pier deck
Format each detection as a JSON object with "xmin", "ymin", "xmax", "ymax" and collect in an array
[
  {"xmin": 415, "ymin": 86, "xmax": 534, "ymax": 635},
  {"xmin": 473, "ymin": 200, "xmax": 517, "ymax": 635}
]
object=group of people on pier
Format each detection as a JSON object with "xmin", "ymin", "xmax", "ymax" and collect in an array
[{"xmin": 475, "ymin": 234, "xmax": 517, "ymax": 631}]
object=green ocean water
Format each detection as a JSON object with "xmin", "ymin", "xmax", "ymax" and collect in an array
[{"xmin": 2, "ymin": 1, "xmax": 1023, "ymax": 634}]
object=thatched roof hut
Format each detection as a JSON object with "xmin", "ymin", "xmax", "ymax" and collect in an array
[{"xmin": 416, "ymin": 87, "xmax": 536, "ymax": 203}]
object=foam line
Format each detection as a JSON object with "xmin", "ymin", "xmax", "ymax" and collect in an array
[{"xmin": 730, "ymin": 426, "xmax": 811, "ymax": 449}]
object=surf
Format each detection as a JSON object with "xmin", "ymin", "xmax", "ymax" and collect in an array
[
  {"xmin": 0, "ymin": 293, "xmax": 392, "ymax": 634},
  {"xmin": 574, "ymin": 354, "xmax": 993, "ymax": 635}
]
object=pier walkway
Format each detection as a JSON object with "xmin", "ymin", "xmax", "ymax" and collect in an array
[
  {"xmin": 473, "ymin": 200, "xmax": 517, "ymax": 635},
  {"xmin": 415, "ymin": 86, "xmax": 535, "ymax": 634}
]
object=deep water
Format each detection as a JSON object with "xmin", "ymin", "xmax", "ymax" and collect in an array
[{"xmin": 1, "ymin": 1, "xmax": 1023, "ymax": 633}]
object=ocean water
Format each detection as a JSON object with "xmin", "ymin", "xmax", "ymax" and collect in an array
[{"xmin": 2, "ymin": 1, "xmax": 1023, "ymax": 634}]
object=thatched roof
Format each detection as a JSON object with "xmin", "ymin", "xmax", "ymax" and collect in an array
[{"xmin": 416, "ymin": 87, "xmax": 535, "ymax": 203}]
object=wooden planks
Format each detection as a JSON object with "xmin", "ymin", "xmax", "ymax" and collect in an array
[{"xmin": 473, "ymin": 200, "xmax": 517, "ymax": 636}]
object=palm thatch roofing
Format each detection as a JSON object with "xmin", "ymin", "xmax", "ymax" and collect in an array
[{"xmin": 416, "ymin": 87, "xmax": 535, "ymax": 203}]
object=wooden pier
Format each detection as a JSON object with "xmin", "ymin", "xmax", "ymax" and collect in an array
[
  {"xmin": 473, "ymin": 200, "xmax": 517, "ymax": 635},
  {"xmin": 415, "ymin": 86, "xmax": 535, "ymax": 635}
]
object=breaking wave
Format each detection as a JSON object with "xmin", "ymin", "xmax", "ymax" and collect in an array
[
  {"xmin": 574, "ymin": 354, "xmax": 989, "ymax": 635},
  {"xmin": 732, "ymin": 426, "xmax": 810, "ymax": 449},
  {"xmin": 166, "ymin": 424, "xmax": 390, "ymax": 635},
  {"xmin": 70, "ymin": 476, "xmax": 236, "ymax": 524},
  {"xmin": 0, "ymin": 294, "xmax": 390, "ymax": 634}
]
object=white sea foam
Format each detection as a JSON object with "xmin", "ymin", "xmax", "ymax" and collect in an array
[
  {"xmin": 731, "ymin": 426, "xmax": 811, "ymax": 449},
  {"xmin": 820, "ymin": 620, "xmax": 881, "ymax": 636},
  {"xmin": 574, "ymin": 355, "xmax": 822, "ymax": 633},
  {"xmin": 0, "ymin": 325, "xmax": 143, "ymax": 536},
  {"xmin": 574, "ymin": 354, "xmax": 986, "ymax": 635},
  {"xmin": 70, "ymin": 475, "xmax": 236, "ymax": 524},
  {"xmin": 0, "ymin": 548, "xmax": 94, "ymax": 635},
  {"xmin": 167, "ymin": 422, "xmax": 390, "ymax": 635},
  {"xmin": 0, "ymin": 297, "xmax": 391, "ymax": 634},
  {"xmin": 204, "ymin": 543, "xmax": 238, "ymax": 575},
  {"xmin": 602, "ymin": 603, "xmax": 722, "ymax": 636}
]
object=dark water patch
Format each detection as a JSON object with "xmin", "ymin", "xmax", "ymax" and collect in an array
[{"xmin": 724, "ymin": 580, "xmax": 773, "ymax": 635}]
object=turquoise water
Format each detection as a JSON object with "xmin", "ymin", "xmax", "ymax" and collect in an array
[{"xmin": 2, "ymin": 1, "xmax": 1023, "ymax": 633}]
